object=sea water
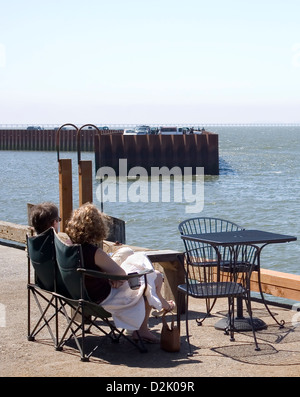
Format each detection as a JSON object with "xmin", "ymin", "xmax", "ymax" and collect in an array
[{"xmin": 0, "ymin": 125, "xmax": 299, "ymax": 276}]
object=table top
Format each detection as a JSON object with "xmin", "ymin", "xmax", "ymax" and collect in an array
[
  {"xmin": 146, "ymin": 250, "xmax": 183, "ymax": 262},
  {"xmin": 181, "ymin": 229, "xmax": 297, "ymax": 246}
]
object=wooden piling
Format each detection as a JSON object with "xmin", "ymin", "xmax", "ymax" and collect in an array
[
  {"xmin": 78, "ymin": 160, "xmax": 93, "ymax": 206},
  {"xmin": 58, "ymin": 159, "xmax": 73, "ymax": 232}
]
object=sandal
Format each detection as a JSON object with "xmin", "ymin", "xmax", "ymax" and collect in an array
[{"xmin": 152, "ymin": 300, "xmax": 175, "ymax": 317}]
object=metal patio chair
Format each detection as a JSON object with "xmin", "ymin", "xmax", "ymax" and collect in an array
[
  {"xmin": 53, "ymin": 232, "xmax": 153, "ymax": 361},
  {"xmin": 177, "ymin": 240, "xmax": 260, "ymax": 355},
  {"xmin": 178, "ymin": 217, "xmax": 245, "ymax": 323}
]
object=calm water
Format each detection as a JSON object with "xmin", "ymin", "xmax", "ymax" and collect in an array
[{"xmin": 0, "ymin": 126, "xmax": 299, "ymax": 276}]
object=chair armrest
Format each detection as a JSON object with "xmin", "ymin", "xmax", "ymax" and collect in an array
[{"xmin": 77, "ymin": 268, "xmax": 153, "ymax": 280}]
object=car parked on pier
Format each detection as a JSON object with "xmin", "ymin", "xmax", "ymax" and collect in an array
[
  {"xmin": 27, "ymin": 126, "xmax": 42, "ymax": 130},
  {"xmin": 123, "ymin": 129, "xmax": 136, "ymax": 135},
  {"xmin": 134, "ymin": 125, "xmax": 150, "ymax": 134}
]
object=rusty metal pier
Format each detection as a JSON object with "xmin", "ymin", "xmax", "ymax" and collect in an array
[
  {"xmin": 95, "ymin": 131, "xmax": 219, "ymax": 176},
  {"xmin": 0, "ymin": 127, "xmax": 219, "ymax": 175}
]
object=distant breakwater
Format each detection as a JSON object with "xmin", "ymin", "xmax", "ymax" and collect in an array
[
  {"xmin": 0, "ymin": 129, "xmax": 219, "ymax": 175},
  {"xmin": 0, "ymin": 128, "xmax": 118, "ymax": 151}
]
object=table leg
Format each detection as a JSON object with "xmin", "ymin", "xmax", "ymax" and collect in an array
[{"xmin": 256, "ymin": 261, "xmax": 285, "ymax": 328}]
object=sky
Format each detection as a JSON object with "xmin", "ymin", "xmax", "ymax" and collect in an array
[{"xmin": 0, "ymin": 0, "xmax": 300, "ymax": 125}]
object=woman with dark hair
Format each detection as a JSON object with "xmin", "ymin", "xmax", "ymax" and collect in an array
[{"xmin": 30, "ymin": 202, "xmax": 61, "ymax": 234}]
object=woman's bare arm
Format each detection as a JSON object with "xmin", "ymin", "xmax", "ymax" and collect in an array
[{"xmin": 94, "ymin": 248, "xmax": 127, "ymax": 276}]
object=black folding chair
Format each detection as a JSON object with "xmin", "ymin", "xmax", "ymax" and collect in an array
[
  {"xmin": 53, "ymin": 232, "xmax": 153, "ymax": 361},
  {"xmin": 27, "ymin": 227, "xmax": 69, "ymax": 348}
]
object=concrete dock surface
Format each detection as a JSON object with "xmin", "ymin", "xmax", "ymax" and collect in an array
[{"xmin": 1, "ymin": 244, "xmax": 300, "ymax": 378}]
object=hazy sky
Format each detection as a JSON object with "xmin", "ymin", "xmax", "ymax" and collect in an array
[{"xmin": 1, "ymin": 0, "xmax": 300, "ymax": 125}]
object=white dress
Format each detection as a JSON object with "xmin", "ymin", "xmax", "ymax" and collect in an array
[{"xmin": 100, "ymin": 247, "xmax": 162, "ymax": 330}]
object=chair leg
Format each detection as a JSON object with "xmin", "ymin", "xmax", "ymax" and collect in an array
[
  {"xmin": 176, "ymin": 290, "xmax": 184, "ymax": 333},
  {"xmin": 27, "ymin": 286, "xmax": 33, "ymax": 341},
  {"xmin": 55, "ymin": 296, "xmax": 59, "ymax": 349},
  {"xmin": 184, "ymin": 294, "xmax": 193, "ymax": 356},
  {"xmin": 28, "ymin": 288, "xmax": 57, "ymax": 344},
  {"xmin": 244, "ymin": 293, "xmax": 260, "ymax": 351},
  {"xmin": 79, "ymin": 302, "xmax": 89, "ymax": 361},
  {"xmin": 257, "ymin": 269, "xmax": 285, "ymax": 328},
  {"xmin": 226, "ymin": 297, "xmax": 235, "ymax": 341},
  {"xmin": 56, "ymin": 301, "xmax": 85, "ymax": 357},
  {"xmin": 196, "ymin": 297, "xmax": 217, "ymax": 326},
  {"xmin": 177, "ymin": 290, "xmax": 192, "ymax": 356}
]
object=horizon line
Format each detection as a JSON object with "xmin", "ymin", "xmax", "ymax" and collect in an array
[{"xmin": 1, "ymin": 122, "xmax": 300, "ymax": 129}]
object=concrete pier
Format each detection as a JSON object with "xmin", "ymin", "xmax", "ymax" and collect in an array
[{"xmin": 1, "ymin": 244, "xmax": 300, "ymax": 377}]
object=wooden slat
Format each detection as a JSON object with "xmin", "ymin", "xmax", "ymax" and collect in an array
[{"xmin": 250, "ymin": 268, "xmax": 300, "ymax": 301}]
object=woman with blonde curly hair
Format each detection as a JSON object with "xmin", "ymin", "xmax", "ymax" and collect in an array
[
  {"xmin": 66, "ymin": 203, "xmax": 174, "ymax": 343},
  {"xmin": 66, "ymin": 203, "xmax": 110, "ymax": 245}
]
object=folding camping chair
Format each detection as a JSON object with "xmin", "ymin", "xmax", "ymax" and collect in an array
[
  {"xmin": 53, "ymin": 232, "xmax": 153, "ymax": 361},
  {"xmin": 27, "ymin": 227, "xmax": 69, "ymax": 348}
]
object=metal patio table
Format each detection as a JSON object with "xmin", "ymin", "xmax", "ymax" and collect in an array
[{"xmin": 181, "ymin": 229, "xmax": 297, "ymax": 331}]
